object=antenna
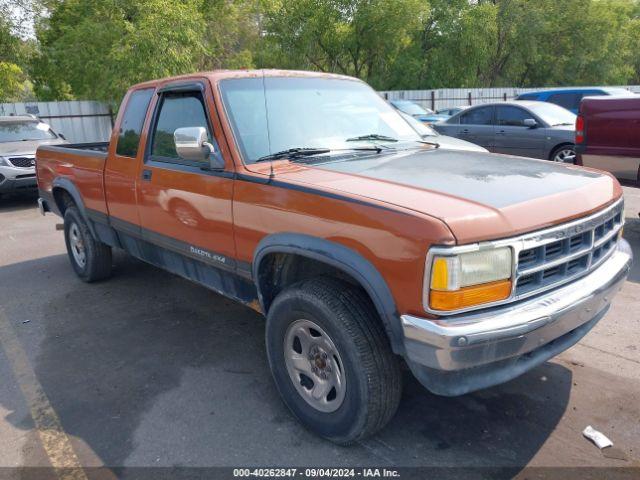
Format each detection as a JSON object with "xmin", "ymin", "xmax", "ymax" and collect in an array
[{"xmin": 261, "ymin": 70, "xmax": 274, "ymax": 181}]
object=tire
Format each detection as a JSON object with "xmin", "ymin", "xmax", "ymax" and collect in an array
[
  {"xmin": 265, "ymin": 277, "xmax": 402, "ymax": 444},
  {"xmin": 551, "ymin": 144, "xmax": 576, "ymax": 164},
  {"xmin": 63, "ymin": 206, "xmax": 112, "ymax": 282}
]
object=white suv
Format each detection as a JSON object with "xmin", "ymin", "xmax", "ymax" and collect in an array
[{"xmin": 0, "ymin": 115, "xmax": 67, "ymax": 196}]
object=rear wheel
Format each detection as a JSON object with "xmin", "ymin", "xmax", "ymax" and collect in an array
[
  {"xmin": 63, "ymin": 206, "xmax": 112, "ymax": 282},
  {"xmin": 265, "ymin": 277, "xmax": 402, "ymax": 444},
  {"xmin": 551, "ymin": 145, "xmax": 576, "ymax": 164}
]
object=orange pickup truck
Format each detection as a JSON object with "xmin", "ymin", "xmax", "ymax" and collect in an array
[{"xmin": 36, "ymin": 70, "xmax": 632, "ymax": 444}]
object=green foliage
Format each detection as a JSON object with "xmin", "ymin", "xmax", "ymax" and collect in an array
[
  {"xmin": 0, "ymin": 61, "xmax": 28, "ymax": 100},
  {"xmin": 0, "ymin": 1, "xmax": 36, "ymax": 100},
  {"xmin": 258, "ymin": 0, "xmax": 429, "ymax": 89},
  {"xmin": 6, "ymin": 0, "xmax": 640, "ymax": 103},
  {"xmin": 32, "ymin": 0, "xmax": 207, "ymax": 102}
]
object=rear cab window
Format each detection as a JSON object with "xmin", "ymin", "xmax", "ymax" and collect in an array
[{"xmin": 116, "ymin": 88, "xmax": 154, "ymax": 157}]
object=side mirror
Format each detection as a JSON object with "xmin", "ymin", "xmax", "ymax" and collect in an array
[
  {"xmin": 173, "ymin": 126, "xmax": 224, "ymax": 170},
  {"xmin": 523, "ymin": 118, "xmax": 538, "ymax": 128}
]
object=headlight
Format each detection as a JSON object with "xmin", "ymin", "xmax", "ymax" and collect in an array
[{"xmin": 425, "ymin": 247, "xmax": 513, "ymax": 312}]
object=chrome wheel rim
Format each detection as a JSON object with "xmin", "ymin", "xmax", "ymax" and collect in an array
[
  {"xmin": 554, "ymin": 148, "xmax": 575, "ymax": 163},
  {"xmin": 69, "ymin": 222, "xmax": 86, "ymax": 268},
  {"xmin": 283, "ymin": 319, "xmax": 346, "ymax": 413}
]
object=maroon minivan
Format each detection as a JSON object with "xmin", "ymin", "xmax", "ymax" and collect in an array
[{"xmin": 575, "ymin": 95, "xmax": 640, "ymax": 185}]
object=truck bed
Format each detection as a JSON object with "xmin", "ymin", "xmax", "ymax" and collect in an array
[
  {"xmin": 62, "ymin": 142, "xmax": 110, "ymax": 152},
  {"xmin": 36, "ymin": 142, "xmax": 110, "ymax": 215}
]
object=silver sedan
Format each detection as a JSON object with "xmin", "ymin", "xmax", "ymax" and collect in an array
[{"xmin": 433, "ymin": 100, "xmax": 577, "ymax": 163}]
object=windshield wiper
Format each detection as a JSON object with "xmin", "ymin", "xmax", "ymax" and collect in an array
[
  {"xmin": 552, "ymin": 122, "xmax": 574, "ymax": 126},
  {"xmin": 419, "ymin": 139, "xmax": 440, "ymax": 148},
  {"xmin": 256, "ymin": 147, "xmax": 330, "ymax": 163},
  {"xmin": 346, "ymin": 134, "xmax": 398, "ymax": 143}
]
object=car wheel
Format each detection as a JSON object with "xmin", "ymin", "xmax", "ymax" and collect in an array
[
  {"xmin": 551, "ymin": 145, "xmax": 576, "ymax": 164},
  {"xmin": 63, "ymin": 206, "xmax": 112, "ymax": 282},
  {"xmin": 265, "ymin": 277, "xmax": 402, "ymax": 444}
]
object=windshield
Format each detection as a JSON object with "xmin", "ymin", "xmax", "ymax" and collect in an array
[
  {"xmin": 0, "ymin": 122, "xmax": 57, "ymax": 143},
  {"xmin": 220, "ymin": 77, "xmax": 422, "ymax": 164},
  {"xmin": 527, "ymin": 102, "xmax": 577, "ymax": 126}
]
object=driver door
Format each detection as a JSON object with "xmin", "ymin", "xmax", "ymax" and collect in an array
[{"xmin": 135, "ymin": 81, "xmax": 237, "ymax": 268}]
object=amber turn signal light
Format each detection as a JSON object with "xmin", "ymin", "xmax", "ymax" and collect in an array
[{"xmin": 429, "ymin": 279, "xmax": 512, "ymax": 311}]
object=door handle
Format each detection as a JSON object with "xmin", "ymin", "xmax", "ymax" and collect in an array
[
  {"xmin": 496, "ymin": 130, "xmax": 506, "ymax": 135},
  {"xmin": 460, "ymin": 129, "xmax": 470, "ymax": 134},
  {"xmin": 141, "ymin": 169, "xmax": 152, "ymax": 181}
]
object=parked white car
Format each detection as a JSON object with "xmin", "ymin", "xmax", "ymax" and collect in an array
[{"xmin": 0, "ymin": 115, "xmax": 67, "ymax": 196}]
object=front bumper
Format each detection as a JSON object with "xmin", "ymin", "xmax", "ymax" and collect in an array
[
  {"xmin": 0, "ymin": 165, "xmax": 37, "ymax": 193},
  {"xmin": 402, "ymin": 239, "xmax": 632, "ymax": 396}
]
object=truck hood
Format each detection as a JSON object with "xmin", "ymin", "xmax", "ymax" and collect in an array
[
  {"xmin": 429, "ymin": 135, "xmax": 487, "ymax": 152},
  {"xmin": 0, "ymin": 138, "xmax": 67, "ymax": 156},
  {"xmin": 276, "ymin": 148, "xmax": 621, "ymax": 244}
]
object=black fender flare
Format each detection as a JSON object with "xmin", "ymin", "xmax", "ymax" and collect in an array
[
  {"xmin": 51, "ymin": 178, "xmax": 98, "ymax": 239},
  {"xmin": 253, "ymin": 233, "xmax": 404, "ymax": 354}
]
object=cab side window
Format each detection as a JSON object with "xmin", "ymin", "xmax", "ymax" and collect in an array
[
  {"xmin": 150, "ymin": 91, "xmax": 212, "ymax": 163},
  {"xmin": 460, "ymin": 106, "xmax": 494, "ymax": 125},
  {"xmin": 496, "ymin": 106, "xmax": 530, "ymax": 127},
  {"xmin": 116, "ymin": 88, "xmax": 154, "ymax": 157}
]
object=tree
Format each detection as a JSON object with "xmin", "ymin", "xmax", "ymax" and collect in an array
[
  {"xmin": 33, "ymin": 0, "xmax": 207, "ymax": 102},
  {"xmin": 18, "ymin": 0, "xmax": 640, "ymax": 100},
  {"xmin": 258, "ymin": 0, "xmax": 429, "ymax": 89},
  {"xmin": 0, "ymin": 1, "xmax": 35, "ymax": 101}
]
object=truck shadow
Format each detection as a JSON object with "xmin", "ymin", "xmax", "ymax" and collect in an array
[
  {"xmin": 0, "ymin": 253, "xmax": 571, "ymax": 473},
  {"xmin": 0, "ymin": 191, "xmax": 38, "ymax": 213}
]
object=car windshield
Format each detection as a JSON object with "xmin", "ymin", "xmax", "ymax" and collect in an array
[
  {"xmin": 220, "ymin": 77, "xmax": 422, "ymax": 163},
  {"xmin": 0, "ymin": 121, "xmax": 57, "ymax": 143},
  {"xmin": 527, "ymin": 102, "xmax": 577, "ymax": 126}
]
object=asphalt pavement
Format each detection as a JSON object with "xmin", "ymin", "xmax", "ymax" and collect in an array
[{"xmin": 0, "ymin": 187, "xmax": 638, "ymax": 479}]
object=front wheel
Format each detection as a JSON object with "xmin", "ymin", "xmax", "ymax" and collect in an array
[
  {"xmin": 551, "ymin": 145, "xmax": 576, "ymax": 164},
  {"xmin": 63, "ymin": 206, "xmax": 112, "ymax": 282},
  {"xmin": 265, "ymin": 277, "xmax": 402, "ymax": 444}
]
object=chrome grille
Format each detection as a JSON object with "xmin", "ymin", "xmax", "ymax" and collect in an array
[
  {"xmin": 7, "ymin": 156, "xmax": 35, "ymax": 168},
  {"xmin": 514, "ymin": 201, "xmax": 624, "ymax": 299}
]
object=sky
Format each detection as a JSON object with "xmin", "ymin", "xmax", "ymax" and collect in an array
[{"xmin": 5, "ymin": 1, "xmax": 37, "ymax": 39}]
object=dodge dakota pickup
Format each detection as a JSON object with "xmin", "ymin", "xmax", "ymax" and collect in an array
[{"xmin": 36, "ymin": 70, "xmax": 632, "ymax": 444}]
